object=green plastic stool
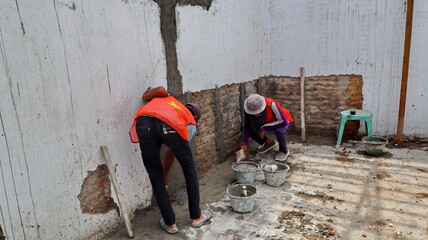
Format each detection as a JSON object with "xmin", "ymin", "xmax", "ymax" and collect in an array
[{"xmin": 336, "ymin": 109, "xmax": 372, "ymax": 148}]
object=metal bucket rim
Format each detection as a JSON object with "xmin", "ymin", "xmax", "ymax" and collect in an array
[
  {"xmin": 232, "ymin": 162, "xmax": 259, "ymax": 173},
  {"xmin": 362, "ymin": 136, "xmax": 388, "ymax": 145},
  {"xmin": 227, "ymin": 183, "xmax": 257, "ymax": 198},
  {"xmin": 262, "ymin": 163, "xmax": 290, "ymax": 173}
]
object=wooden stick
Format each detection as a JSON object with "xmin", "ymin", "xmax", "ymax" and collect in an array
[
  {"xmin": 395, "ymin": 0, "xmax": 414, "ymax": 145},
  {"xmin": 300, "ymin": 67, "xmax": 306, "ymax": 143},
  {"xmin": 101, "ymin": 146, "xmax": 135, "ymax": 238}
]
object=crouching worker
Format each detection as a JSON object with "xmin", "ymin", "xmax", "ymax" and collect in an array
[
  {"xmin": 240, "ymin": 93, "xmax": 293, "ymax": 162},
  {"xmin": 129, "ymin": 86, "xmax": 213, "ymax": 234}
]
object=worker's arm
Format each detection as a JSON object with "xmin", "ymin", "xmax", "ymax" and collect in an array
[
  {"xmin": 260, "ymin": 102, "xmax": 289, "ymax": 131},
  {"xmin": 163, "ymin": 149, "xmax": 175, "ymax": 186}
]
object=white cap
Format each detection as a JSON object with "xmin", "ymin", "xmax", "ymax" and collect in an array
[{"xmin": 244, "ymin": 94, "xmax": 266, "ymax": 115}]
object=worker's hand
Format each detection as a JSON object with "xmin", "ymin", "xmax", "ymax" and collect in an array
[
  {"xmin": 240, "ymin": 145, "xmax": 249, "ymax": 156},
  {"xmin": 258, "ymin": 130, "xmax": 265, "ymax": 139}
]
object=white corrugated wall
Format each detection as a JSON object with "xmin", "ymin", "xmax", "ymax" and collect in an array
[
  {"xmin": 267, "ymin": 0, "xmax": 427, "ymax": 138},
  {"xmin": 0, "ymin": 0, "xmax": 427, "ymax": 239}
]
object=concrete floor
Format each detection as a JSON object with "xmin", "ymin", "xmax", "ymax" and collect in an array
[{"xmin": 106, "ymin": 135, "xmax": 428, "ymax": 240}]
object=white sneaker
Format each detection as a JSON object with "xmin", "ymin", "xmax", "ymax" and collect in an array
[{"xmin": 275, "ymin": 151, "xmax": 290, "ymax": 162}]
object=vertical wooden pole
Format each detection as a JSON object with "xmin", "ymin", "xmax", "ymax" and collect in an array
[
  {"xmin": 300, "ymin": 67, "xmax": 306, "ymax": 143},
  {"xmin": 395, "ymin": 0, "xmax": 414, "ymax": 144},
  {"xmin": 101, "ymin": 146, "xmax": 134, "ymax": 238}
]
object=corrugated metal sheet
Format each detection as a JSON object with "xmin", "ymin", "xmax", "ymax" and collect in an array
[{"xmin": 0, "ymin": 0, "xmax": 427, "ymax": 239}]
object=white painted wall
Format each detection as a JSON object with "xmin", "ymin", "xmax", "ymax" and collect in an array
[
  {"xmin": 405, "ymin": 0, "xmax": 428, "ymax": 139},
  {"xmin": 1, "ymin": 0, "xmax": 427, "ymax": 239},
  {"xmin": 177, "ymin": 0, "xmax": 271, "ymax": 91},
  {"xmin": 267, "ymin": 0, "xmax": 428, "ymax": 138},
  {"xmin": 1, "ymin": 0, "xmax": 164, "ymax": 239}
]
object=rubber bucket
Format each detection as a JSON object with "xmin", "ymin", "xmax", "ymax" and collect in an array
[
  {"xmin": 263, "ymin": 163, "xmax": 290, "ymax": 187},
  {"xmin": 362, "ymin": 136, "xmax": 388, "ymax": 156},
  {"xmin": 227, "ymin": 183, "xmax": 257, "ymax": 213},
  {"xmin": 232, "ymin": 162, "xmax": 259, "ymax": 184}
]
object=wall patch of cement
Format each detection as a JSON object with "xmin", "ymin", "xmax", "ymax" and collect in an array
[
  {"xmin": 213, "ymin": 85, "xmax": 225, "ymax": 163},
  {"xmin": 178, "ymin": 0, "xmax": 212, "ymax": 10},
  {"xmin": 77, "ymin": 165, "xmax": 119, "ymax": 215},
  {"xmin": 154, "ymin": 0, "xmax": 212, "ymax": 96},
  {"xmin": 239, "ymin": 83, "xmax": 246, "ymax": 122}
]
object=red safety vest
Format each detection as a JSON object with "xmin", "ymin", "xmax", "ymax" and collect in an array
[
  {"xmin": 264, "ymin": 97, "xmax": 294, "ymax": 123},
  {"xmin": 129, "ymin": 96, "xmax": 196, "ymax": 142}
]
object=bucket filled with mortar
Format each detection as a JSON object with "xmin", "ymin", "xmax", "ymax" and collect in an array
[
  {"xmin": 232, "ymin": 162, "xmax": 259, "ymax": 184},
  {"xmin": 263, "ymin": 163, "xmax": 290, "ymax": 187},
  {"xmin": 227, "ymin": 183, "xmax": 257, "ymax": 213}
]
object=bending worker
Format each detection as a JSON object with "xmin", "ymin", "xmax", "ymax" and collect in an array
[
  {"xmin": 129, "ymin": 86, "xmax": 212, "ymax": 234},
  {"xmin": 240, "ymin": 93, "xmax": 293, "ymax": 161}
]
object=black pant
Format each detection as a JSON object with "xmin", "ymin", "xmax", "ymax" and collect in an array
[{"xmin": 136, "ymin": 116, "xmax": 201, "ymax": 226}]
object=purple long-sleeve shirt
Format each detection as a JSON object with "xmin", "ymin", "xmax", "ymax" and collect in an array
[{"xmin": 243, "ymin": 101, "xmax": 289, "ymax": 145}]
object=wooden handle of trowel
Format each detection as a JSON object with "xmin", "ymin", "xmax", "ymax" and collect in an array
[{"xmin": 101, "ymin": 146, "xmax": 135, "ymax": 238}]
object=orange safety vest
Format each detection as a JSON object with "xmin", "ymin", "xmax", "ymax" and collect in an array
[
  {"xmin": 129, "ymin": 96, "xmax": 196, "ymax": 143},
  {"xmin": 264, "ymin": 97, "xmax": 294, "ymax": 123}
]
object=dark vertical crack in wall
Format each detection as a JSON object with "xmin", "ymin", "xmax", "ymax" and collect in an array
[
  {"xmin": 14, "ymin": 0, "xmax": 25, "ymax": 36},
  {"xmin": 154, "ymin": 0, "xmax": 212, "ymax": 96}
]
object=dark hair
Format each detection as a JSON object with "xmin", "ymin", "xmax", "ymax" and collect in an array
[{"xmin": 185, "ymin": 103, "xmax": 201, "ymax": 123}]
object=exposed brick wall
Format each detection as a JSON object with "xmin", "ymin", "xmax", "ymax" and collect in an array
[
  {"xmin": 259, "ymin": 75, "xmax": 363, "ymax": 137},
  {"xmin": 77, "ymin": 164, "xmax": 119, "ymax": 215},
  {"xmin": 188, "ymin": 75, "xmax": 363, "ymax": 174},
  {"xmin": 190, "ymin": 89, "xmax": 220, "ymax": 173},
  {"xmin": 219, "ymin": 84, "xmax": 242, "ymax": 159}
]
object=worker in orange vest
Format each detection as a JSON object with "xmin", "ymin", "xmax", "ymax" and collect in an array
[
  {"xmin": 129, "ymin": 86, "xmax": 213, "ymax": 234},
  {"xmin": 240, "ymin": 93, "xmax": 293, "ymax": 161}
]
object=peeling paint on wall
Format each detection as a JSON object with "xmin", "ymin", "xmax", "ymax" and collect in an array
[{"xmin": 77, "ymin": 165, "xmax": 119, "ymax": 215}]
